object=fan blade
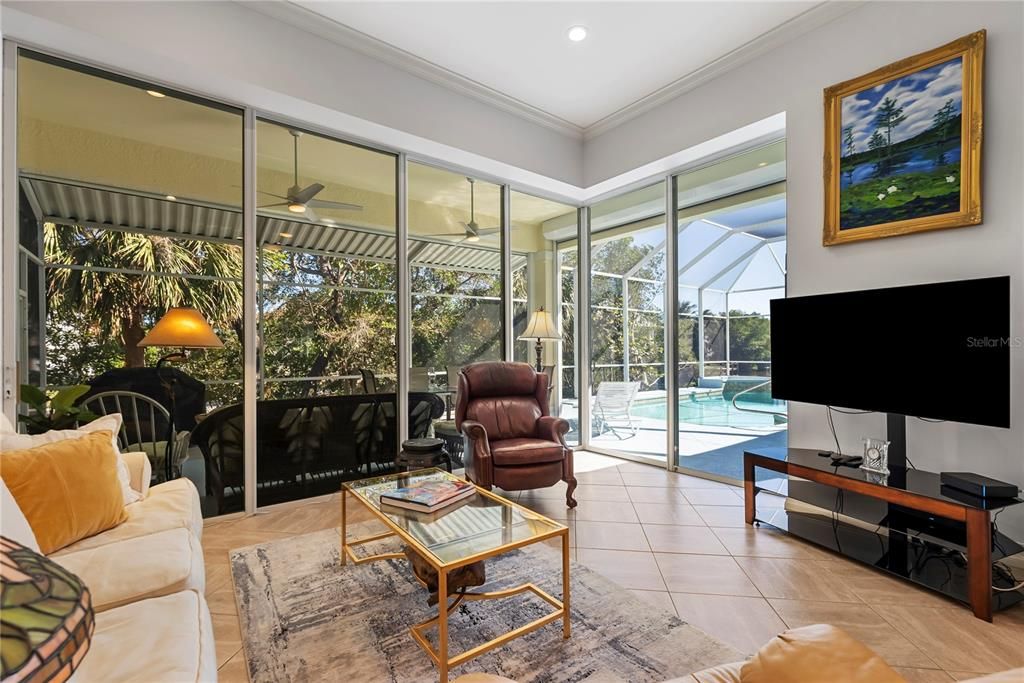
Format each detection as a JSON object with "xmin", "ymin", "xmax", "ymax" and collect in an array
[
  {"xmin": 258, "ymin": 202, "xmax": 290, "ymax": 208},
  {"xmin": 258, "ymin": 190, "xmax": 290, "ymax": 200},
  {"xmin": 292, "ymin": 183, "xmax": 325, "ymax": 204},
  {"xmin": 304, "ymin": 207, "xmax": 323, "ymax": 224},
  {"xmin": 306, "ymin": 198, "xmax": 363, "ymax": 211},
  {"xmin": 423, "ymin": 232, "xmax": 463, "ymax": 237},
  {"xmin": 476, "ymin": 226, "xmax": 501, "ymax": 235}
]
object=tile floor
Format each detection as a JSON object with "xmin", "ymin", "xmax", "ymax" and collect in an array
[{"xmin": 203, "ymin": 451, "xmax": 1024, "ymax": 682}]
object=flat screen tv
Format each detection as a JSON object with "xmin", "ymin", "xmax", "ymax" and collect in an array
[{"xmin": 770, "ymin": 276, "xmax": 1010, "ymax": 428}]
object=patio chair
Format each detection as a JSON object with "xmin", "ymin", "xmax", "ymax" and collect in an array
[
  {"xmin": 359, "ymin": 368, "xmax": 378, "ymax": 394},
  {"xmin": 592, "ymin": 381, "xmax": 641, "ymax": 439},
  {"xmin": 81, "ymin": 390, "xmax": 189, "ymax": 483}
]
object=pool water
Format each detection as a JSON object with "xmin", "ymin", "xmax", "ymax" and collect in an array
[{"xmin": 630, "ymin": 395, "xmax": 787, "ymax": 430}]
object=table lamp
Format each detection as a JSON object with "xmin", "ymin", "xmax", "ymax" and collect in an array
[
  {"xmin": 138, "ymin": 307, "xmax": 224, "ymax": 367},
  {"xmin": 0, "ymin": 536, "xmax": 94, "ymax": 682},
  {"xmin": 518, "ymin": 307, "xmax": 559, "ymax": 372}
]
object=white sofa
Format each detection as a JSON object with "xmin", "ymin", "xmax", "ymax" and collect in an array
[{"xmin": 3, "ymin": 450, "xmax": 217, "ymax": 682}]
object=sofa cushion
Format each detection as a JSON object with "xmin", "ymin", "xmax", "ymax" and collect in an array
[
  {"xmin": 490, "ymin": 438, "xmax": 564, "ymax": 466},
  {"xmin": 1, "ymin": 477, "xmax": 40, "ymax": 551},
  {"xmin": 53, "ymin": 527, "xmax": 204, "ymax": 612},
  {"xmin": 0, "ymin": 414, "xmax": 141, "ymax": 506},
  {"xmin": 1, "ymin": 431, "xmax": 128, "ymax": 554},
  {"xmin": 53, "ymin": 478, "xmax": 203, "ymax": 556},
  {"xmin": 72, "ymin": 589, "xmax": 217, "ymax": 683}
]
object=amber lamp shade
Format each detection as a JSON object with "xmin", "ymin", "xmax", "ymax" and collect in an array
[{"xmin": 137, "ymin": 308, "xmax": 223, "ymax": 350}]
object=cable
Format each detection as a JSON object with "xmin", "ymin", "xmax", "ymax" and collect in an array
[
  {"xmin": 914, "ymin": 416, "xmax": 947, "ymax": 423},
  {"xmin": 826, "ymin": 406, "xmax": 842, "ymax": 456},
  {"xmin": 828, "ymin": 406, "xmax": 873, "ymax": 415}
]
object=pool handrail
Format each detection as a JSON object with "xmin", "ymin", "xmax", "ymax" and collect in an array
[{"xmin": 730, "ymin": 379, "xmax": 788, "ymax": 421}]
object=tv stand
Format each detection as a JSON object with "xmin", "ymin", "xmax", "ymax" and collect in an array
[{"xmin": 744, "ymin": 447, "xmax": 1023, "ymax": 621}]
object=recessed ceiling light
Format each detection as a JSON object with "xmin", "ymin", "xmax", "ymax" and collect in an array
[
  {"xmin": 758, "ymin": 162, "xmax": 768, "ymax": 167},
  {"xmin": 567, "ymin": 26, "xmax": 588, "ymax": 42},
  {"xmin": 146, "ymin": 90, "xmax": 166, "ymax": 98},
  {"xmin": 287, "ymin": 203, "xmax": 307, "ymax": 214},
  {"xmin": 164, "ymin": 195, "xmax": 177, "ymax": 201},
  {"xmin": 279, "ymin": 231, "xmax": 294, "ymax": 238},
  {"xmin": 466, "ymin": 234, "xmax": 481, "ymax": 243},
  {"xmin": 322, "ymin": 218, "xmax": 336, "ymax": 225}
]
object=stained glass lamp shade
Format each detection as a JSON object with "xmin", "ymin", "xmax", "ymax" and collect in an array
[{"xmin": 1, "ymin": 536, "xmax": 94, "ymax": 682}]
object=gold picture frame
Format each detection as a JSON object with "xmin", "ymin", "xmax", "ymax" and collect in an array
[{"xmin": 823, "ymin": 30, "xmax": 984, "ymax": 246}]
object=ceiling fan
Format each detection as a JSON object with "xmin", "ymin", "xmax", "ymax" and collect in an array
[
  {"xmin": 259, "ymin": 129, "xmax": 363, "ymax": 223},
  {"xmin": 424, "ymin": 177, "xmax": 499, "ymax": 243}
]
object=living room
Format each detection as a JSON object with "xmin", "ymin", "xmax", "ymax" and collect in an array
[{"xmin": 1, "ymin": 2, "xmax": 1022, "ymax": 682}]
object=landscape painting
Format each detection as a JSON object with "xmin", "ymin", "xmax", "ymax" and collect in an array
[{"xmin": 823, "ymin": 31, "xmax": 984, "ymax": 245}]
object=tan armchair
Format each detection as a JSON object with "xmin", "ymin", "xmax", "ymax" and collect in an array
[{"xmin": 455, "ymin": 361, "xmax": 577, "ymax": 508}]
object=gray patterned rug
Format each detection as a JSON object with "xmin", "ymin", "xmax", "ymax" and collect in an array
[{"xmin": 230, "ymin": 528, "xmax": 740, "ymax": 682}]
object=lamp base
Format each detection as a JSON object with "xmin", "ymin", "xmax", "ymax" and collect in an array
[{"xmin": 534, "ymin": 339, "xmax": 543, "ymax": 373}]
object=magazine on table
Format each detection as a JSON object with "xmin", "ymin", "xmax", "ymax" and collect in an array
[{"xmin": 379, "ymin": 479, "xmax": 476, "ymax": 513}]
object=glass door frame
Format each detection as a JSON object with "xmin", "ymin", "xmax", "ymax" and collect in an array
[{"xmin": 0, "ymin": 40, "xmax": 584, "ymax": 516}]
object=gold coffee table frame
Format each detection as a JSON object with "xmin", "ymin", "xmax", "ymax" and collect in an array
[{"xmin": 341, "ymin": 469, "xmax": 570, "ymax": 682}]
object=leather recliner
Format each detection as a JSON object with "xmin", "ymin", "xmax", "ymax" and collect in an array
[{"xmin": 455, "ymin": 361, "xmax": 577, "ymax": 508}]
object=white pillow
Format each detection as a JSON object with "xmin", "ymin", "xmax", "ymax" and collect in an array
[
  {"xmin": 0, "ymin": 414, "xmax": 141, "ymax": 505},
  {"xmin": 1, "ymin": 477, "xmax": 41, "ymax": 552}
]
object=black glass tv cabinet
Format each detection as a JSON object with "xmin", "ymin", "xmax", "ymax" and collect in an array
[{"xmin": 744, "ymin": 447, "xmax": 1023, "ymax": 622}]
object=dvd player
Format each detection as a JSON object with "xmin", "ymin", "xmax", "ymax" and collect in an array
[{"xmin": 940, "ymin": 472, "xmax": 1019, "ymax": 499}]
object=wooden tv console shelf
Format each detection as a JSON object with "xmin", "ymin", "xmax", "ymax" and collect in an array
[{"xmin": 743, "ymin": 447, "xmax": 1023, "ymax": 622}]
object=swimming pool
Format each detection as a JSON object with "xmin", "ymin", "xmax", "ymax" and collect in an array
[{"xmin": 630, "ymin": 395, "xmax": 787, "ymax": 430}]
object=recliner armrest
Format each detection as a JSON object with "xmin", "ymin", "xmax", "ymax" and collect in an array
[
  {"xmin": 536, "ymin": 416, "xmax": 570, "ymax": 446},
  {"xmin": 461, "ymin": 420, "xmax": 489, "ymax": 452}
]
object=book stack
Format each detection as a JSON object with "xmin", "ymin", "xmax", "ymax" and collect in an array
[{"xmin": 380, "ymin": 479, "xmax": 476, "ymax": 513}]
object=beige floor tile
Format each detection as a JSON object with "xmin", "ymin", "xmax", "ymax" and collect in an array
[
  {"xmin": 752, "ymin": 491, "xmax": 787, "ymax": 508},
  {"xmin": 575, "ymin": 468, "xmax": 625, "ymax": 486},
  {"xmin": 620, "ymin": 470, "xmax": 683, "ymax": 487},
  {"xmin": 218, "ymin": 650, "xmax": 250, "ymax": 682},
  {"xmin": 570, "ymin": 500, "xmax": 639, "ymax": 523},
  {"xmin": 820, "ymin": 560, "xmax": 964, "ymax": 610},
  {"xmin": 206, "ymin": 583, "xmax": 239, "ymax": 616},
  {"xmin": 632, "ymin": 502, "xmax": 706, "ymax": 526},
  {"xmin": 682, "ymin": 488, "xmax": 745, "ymax": 506},
  {"xmin": 709, "ymin": 526, "xmax": 836, "ymax": 560},
  {"xmin": 515, "ymin": 482, "xmax": 571, "ymax": 500},
  {"xmin": 769, "ymin": 598, "xmax": 937, "ymax": 669},
  {"xmin": 892, "ymin": 668, "xmax": 956, "ymax": 682},
  {"xmin": 642, "ymin": 524, "xmax": 729, "ymax": 555},
  {"xmin": 874, "ymin": 604, "xmax": 1024, "ymax": 673},
  {"xmin": 733, "ymin": 557, "xmax": 862, "ymax": 603},
  {"xmin": 577, "ymin": 548, "xmax": 667, "ymax": 591},
  {"xmin": 629, "ymin": 589, "xmax": 678, "ymax": 616},
  {"xmin": 673, "ymin": 474, "xmax": 735, "ymax": 490},
  {"xmin": 655, "ymin": 553, "xmax": 760, "ymax": 596},
  {"xmin": 211, "ymin": 613, "xmax": 242, "ymax": 668},
  {"xmin": 576, "ymin": 521, "xmax": 650, "ymax": 552},
  {"xmin": 572, "ymin": 484, "xmax": 631, "ymax": 502},
  {"xmin": 693, "ymin": 505, "xmax": 748, "ymax": 527},
  {"xmin": 626, "ymin": 486, "xmax": 688, "ymax": 504},
  {"xmin": 671, "ymin": 593, "xmax": 786, "ymax": 656},
  {"xmin": 516, "ymin": 496, "xmax": 575, "ymax": 521},
  {"xmin": 615, "ymin": 461, "xmax": 666, "ymax": 473}
]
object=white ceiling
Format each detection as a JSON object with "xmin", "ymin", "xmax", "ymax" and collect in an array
[{"xmin": 293, "ymin": 1, "xmax": 820, "ymax": 131}]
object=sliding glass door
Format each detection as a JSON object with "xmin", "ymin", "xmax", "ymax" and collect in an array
[
  {"xmin": 674, "ymin": 142, "xmax": 787, "ymax": 483},
  {"xmin": 587, "ymin": 182, "xmax": 668, "ymax": 464}
]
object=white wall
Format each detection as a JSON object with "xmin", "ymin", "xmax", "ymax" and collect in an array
[
  {"xmin": 0, "ymin": 1, "xmax": 584, "ymax": 189},
  {"xmin": 588, "ymin": 1, "xmax": 1024, "ymax": 536}
]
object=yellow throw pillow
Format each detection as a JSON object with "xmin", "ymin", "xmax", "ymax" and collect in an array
[{"xmin": 1, "ymin": 430, "xmax": 128, "ymax": 554}]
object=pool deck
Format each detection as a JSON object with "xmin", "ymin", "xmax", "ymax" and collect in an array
[{"xmin": 557, "ymin": 392, "xmax": 788, "ymax": 486}]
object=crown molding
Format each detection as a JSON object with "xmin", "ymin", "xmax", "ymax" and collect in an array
[
  {"xmin": 242, "ymin": 1, "xmax": 586, "ymax": 140},
  {"xmin": 244, "ymin": 1, "xmax": 862, "ymax": 144},
  {"xmin": 582, "ymin": 1, "xmax": 864, "ymax": 140}
]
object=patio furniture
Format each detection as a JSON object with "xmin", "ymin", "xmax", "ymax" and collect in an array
[
  {"xmin": 592, "ymin": 381, "xmax": 641, "ymax": 439},
  {"xmin": 432, "ymin": 419, "xmax": 465, "ymax": 468},
  {"xmin": 80, "ymin": 390, "xmax": 189, "ymax": 482},
  {"xmin": 359, "ymin": 368, "xmax": 378, "ymax": 394},
  {"xmin": 455, "ymin": 361, "xmax": 577, "ymax": 508},
  {"xmin": 410, "ymin": 366, "xmax": 430, "ymax": 391},
  {"xmin": 396, "ymin": 437, "xmax": 452, "ymax": 473},
  {"xmin": 190, "ymin": 391, "xmax": 444, "ymax": 514},
  {"xmin": 83, "ymin": 367, "xmax": 206, "ymax": 431}
]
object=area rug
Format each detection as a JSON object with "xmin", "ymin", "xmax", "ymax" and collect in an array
[{"xmin": 231, "ymin": 528, "xmax": 741, "ymax": 682}]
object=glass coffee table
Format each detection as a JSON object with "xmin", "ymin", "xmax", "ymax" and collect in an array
[{"xmin": 341, "ymin": 468, "xmax": 570, "ymax": 682}]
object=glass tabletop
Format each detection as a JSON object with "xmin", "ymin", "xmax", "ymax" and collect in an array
[{"xmin": 344, "ymin": 469, "xmax": 565, "ymax": 566}]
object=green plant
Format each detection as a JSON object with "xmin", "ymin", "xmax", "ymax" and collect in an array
[{"xmin": 18, "ymin": 384, "xmax": 97, "ymax": 435}]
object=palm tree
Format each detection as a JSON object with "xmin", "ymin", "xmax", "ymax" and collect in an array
[{"xmin": 44, "ymin": 223, "xmax": 243, "ymax": 367}]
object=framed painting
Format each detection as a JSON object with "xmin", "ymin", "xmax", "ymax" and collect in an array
[{"xmin": 823, "ymin": 30, "xmax": 984, "ymax": 246}]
